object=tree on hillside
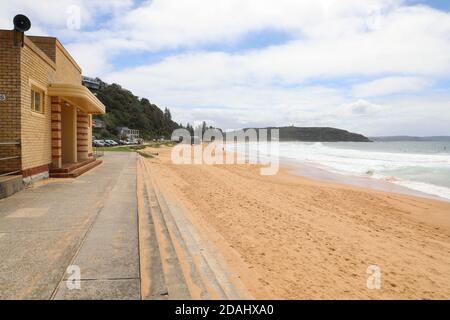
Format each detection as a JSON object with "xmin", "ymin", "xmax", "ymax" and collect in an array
[
  {"xmin": 90, "ymin": 82, "xmax": 180, "ymax": 140},
  {"xmin": 186, "ymin": 123, "xmax": 194, "ymax": 136},
  {"xmin": 164, "ymin": 108, "xmax": 172, "ymax": 121},
  {"xmin": 201, "ymin": 121, "xmax": 207, "ymax": 136}
]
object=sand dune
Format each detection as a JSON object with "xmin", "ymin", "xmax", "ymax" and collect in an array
[{"xmin": 141, "ymin": 146, "xmax": 450, "ymax": 299}]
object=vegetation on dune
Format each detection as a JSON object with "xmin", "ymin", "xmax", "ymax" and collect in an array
[{"xmin": 244, "ymin": 126, "xmax": 371, "ymax": 142}]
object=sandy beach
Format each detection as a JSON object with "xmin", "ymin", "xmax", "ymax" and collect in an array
[{"xmin": 140, "ymin": 146, "xmax": 450, "ymax": 299}]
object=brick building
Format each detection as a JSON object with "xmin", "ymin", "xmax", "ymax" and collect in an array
[{"xmin": 0, "ymin": 29, "xmax": 106, "ymax": 189}]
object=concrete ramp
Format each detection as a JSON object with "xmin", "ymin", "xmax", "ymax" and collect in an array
[{"xmin": 0, "ymin": 152, "xmax": 139, "ymax": 300}]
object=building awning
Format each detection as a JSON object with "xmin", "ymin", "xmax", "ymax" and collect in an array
[{"xmin": 48, "ymin": 84, "xmax": 106, "ymax": 115}]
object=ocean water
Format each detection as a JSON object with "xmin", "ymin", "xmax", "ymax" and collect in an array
[{"xmin": 232, "ymin": 141, "xmax": 450, "ymax": 200}]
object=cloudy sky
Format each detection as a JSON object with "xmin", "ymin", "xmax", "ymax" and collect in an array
[{"xmin": 1, "ymin": 0, "xmax": 450, "ymax": 136}]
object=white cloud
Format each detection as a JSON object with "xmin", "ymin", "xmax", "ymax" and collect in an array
[
  {"xmin": 89, "ymin": 2, "xmax": 450, "ymax": 84},
  {"xmin": 0, "ymin": 0, "xmax": 133, "ymax": 30},
  {"xmin": 100, "ymin": 1, "xmax": 450, "ymax": 134},
  {"xmin": 65, "ymin": 42, "xmax": 113, "ymax": 77},
  {"xmin": 342, "ymin": 99, "xmax": 384, "ymax": 115},
  {"xmin": 1, "ymin": 0, "xmax": 450, "ymax": 135},
  {"xmin": 116, "ymin": 0, "xmax": 401, "ymax": 50},
  {"xmin": 352, "ymin": 76, "xmax": 431, "ymax": 97},
  {"xmin": 3, "ymin": 0, "xmax": 450, "ymax": 81}
]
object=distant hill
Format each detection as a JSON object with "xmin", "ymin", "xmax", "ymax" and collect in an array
[
  {"xmin": 371, "ymin": 136, "xmax": 450, "ymax": 142},
  {"xmin": 245, "ymin": 127, "xmax": 371, "ymax": 142},
  {"xmin": 88, "ymin": 81, "xmax": 180, "ymax": 140}
]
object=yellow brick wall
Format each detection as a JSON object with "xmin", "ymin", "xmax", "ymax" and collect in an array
[
  {"xmin": 20, "ymin": 36, "xmax": 86, "ymax": 171},
  {"xmin": 27, "ymin": 36, "xmax": 56, "ymax": 62},
  {"xmin": 54, "ymin": 42, "xmax": 82, "ymax": 85},
  {"xmin": 0, "ymin": 31, "xmax": 22, "ymax": 174},
  {"xmin": 1, "ymin": 31, "xmax": 95, "ymax": 174},
  {"xmin": 20, "ymin": 38, "xmax": 55, "ymax": 171}
]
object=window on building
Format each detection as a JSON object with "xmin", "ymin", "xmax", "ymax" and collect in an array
[{"xmin": 31, "ymin": 88, "xmax": 44, "ymax": 113}]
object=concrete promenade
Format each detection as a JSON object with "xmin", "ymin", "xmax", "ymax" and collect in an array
[
  {"xmin": 0, "ymin": 152, "xmax": 139, "ymax": 299},
  {"xmin": 0, "ymin": 151, "xmax": 250, "ymax": 300}
]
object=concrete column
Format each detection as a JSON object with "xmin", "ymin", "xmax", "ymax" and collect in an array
[
  {"xmin": 51, "ymin": 96, "xmax": 62, "ymax": 168},
  {"xmin": 77, "ymin": 110, "xmax": 89, "ymax": 161}
]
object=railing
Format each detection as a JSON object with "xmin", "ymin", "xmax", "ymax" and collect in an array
[
  {"xmin": 0, "ymin": 140, "xmax": 21, "ymax": 177},
  {"xmin": 93, "ymin": 146, "xmax": 104, "ymax": 158}
]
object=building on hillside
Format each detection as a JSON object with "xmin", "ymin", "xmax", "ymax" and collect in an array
[
  {"xmin": 117, "ymin": 127, "xmax": 140, "ymax": 142},
  {"xmin": 81, "ymin": 76, "xmax": 106, "ymax": 91},
  {"xmin": 0, "ymin": 27, "xmax": 106, "ymax": 193},
  {"xmin": 93, "ymin": 119, "xmax": 106, "ymax": 129}
]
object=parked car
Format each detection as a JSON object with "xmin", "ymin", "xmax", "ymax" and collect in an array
[
  {"xmin": 105, "ymin": 139, "xmax": 118, "ymax": 146},
  {"xmin": 103, "ymin": 140, "xmax": 113, "ymax": 147},
  {"xmin": 93, "ymin": 140, "xmax": 105, "ymax": 147}
]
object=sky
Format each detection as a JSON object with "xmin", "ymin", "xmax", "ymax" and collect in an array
[{"xmin": 1, "ymin": 0, "xmax": 450, "ymax": 136}]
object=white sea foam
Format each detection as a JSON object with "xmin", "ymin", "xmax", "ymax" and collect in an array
[{"xmin": 230, "ymin": 141, "xmax": 450, "ymax": 200}]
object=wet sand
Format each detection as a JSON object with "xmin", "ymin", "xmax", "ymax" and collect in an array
[{"xmin": 141, "ymin": 146, "xmax": 450, "ymax": 299}]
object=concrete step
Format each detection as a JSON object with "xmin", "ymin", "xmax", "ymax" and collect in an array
[
  {"xmin": 0, "ymin": 175, "xmax": 23, "ymax": 199},
  {"xmin": 151, "ymin": 171, "xmax": 249, "ymax": 300},
  {"xmin": 139, "ymin": 157, "xmax": 253, "ymax": 300},
  {"xmin": 138, "ymin": 158, "xmax": 191, "ymax": 300},
  {"xmin": 137, "ymin": 164, "xmax": 169, "ymax": 300},
  {"xmin": 69, "ymin": 159, "xmax": 102, "ymax": 177},
  {"xmin": 50, "ymin": 158, "xmax": 96, "ymax": 174},
  {"xmin": 50, "ymin": 160, "xmax": 102, "ymax": 178},
  {"xmin": 137, "ymin": 156, "xmax": 253, "ymax": 300},
  {"xmin": 151, "ymin": 182, "xmax": 227, "ymax": 299},
  {"xmin": 142, "ymin": 160, "xmax": 213, "ymax": 300}
]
